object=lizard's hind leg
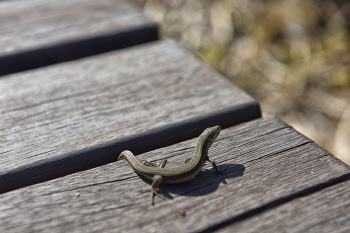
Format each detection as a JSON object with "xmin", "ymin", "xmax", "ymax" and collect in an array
[
  {"xmin": 138, "ymin": 160, "xmax": 168, "ymax": 205},
  {"xmin": 150, "ymin": 175, "xmax": 166, "ymax": 205},
  {"xmin": 139, "ymin": 175, "xmax": 167, "ymax": 205},
  {"xmin": 141, "ymin": 159, "xmax": 167, "ymax": 168}
]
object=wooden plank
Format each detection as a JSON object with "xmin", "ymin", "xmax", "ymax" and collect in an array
[
  {"xmin": 0, "ymin": 0, "xmax": 158, "ymax": 76},
  {"xmin": 0, "ymin": 118, "xmax": 348, "ymax": 232},
  {"xmin": 217, "ymin": 179, "xmax": 350, "ymax": 233},
  {"xmin": 0, "ymin": 40, "xmax": 261, "ymax": 193}
]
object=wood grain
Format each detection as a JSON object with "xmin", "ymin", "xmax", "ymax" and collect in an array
[
  {"xmin": 0, "ymin": 118, "xmax": 348, "ymax": 233},
  {"xmin": 218, "ymin": 180, "xmax": 350, "ymax": 233},
  {"xmin": 0, "ymin": 40, "xmax": 260, "ymax": 193},
  {"xmin": 0, "ymin": 0, "xmax": 158, "ymax": 75}
]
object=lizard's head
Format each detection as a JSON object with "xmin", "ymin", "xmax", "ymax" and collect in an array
[{"xmin": 202, "ymin": 125, "xmax": 221, "ymax": 144}]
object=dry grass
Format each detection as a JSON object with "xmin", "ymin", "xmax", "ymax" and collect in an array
[{"xmin": 133, "ymin": 0, "xmax": 350, "ymax": 165}]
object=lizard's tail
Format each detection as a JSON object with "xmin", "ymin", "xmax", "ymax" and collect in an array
[
  {"xmin": 118, "ymin": 150, "xmax": 146, "ymax": 172},
  {"xmin": 118, "ymin": 150, "xmax": 135, "ymax": 161}
]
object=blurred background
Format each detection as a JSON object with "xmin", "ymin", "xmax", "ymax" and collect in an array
[{"xmin": 132, "ymin": 0, "xmax": 350, "ymax": 165}]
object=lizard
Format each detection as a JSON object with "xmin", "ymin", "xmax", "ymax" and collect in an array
[{"xmin": 118, "ymin": 125, "xmax": 222, "ymax": 205}]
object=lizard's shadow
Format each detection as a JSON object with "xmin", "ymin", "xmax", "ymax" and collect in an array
[{"xmin": 138, "ymin": 163, "xmax": 245, "ymax": 199}]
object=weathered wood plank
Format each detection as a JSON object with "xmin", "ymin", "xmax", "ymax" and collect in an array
[
  {"xmin": 0, "ymin": 0, "xmax": 158, "ymax": 75},
  {"xmin": 218, "ymin": 180, "xmax": 350, "ymax": 233},
  {"xmin": 0, "ymin": 118, "xmax": 348, "ymax": 232},
  {"xmin": 0, "ymin": 40, "xmax": 260, "ymax": 193}
]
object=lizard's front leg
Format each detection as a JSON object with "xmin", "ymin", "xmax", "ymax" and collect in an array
[{"xmin": 207, "ymin": 156, "xmax": 226, "ymax": 173}]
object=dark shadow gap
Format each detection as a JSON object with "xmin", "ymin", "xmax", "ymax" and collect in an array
[{"xmin": 0, "ymin": 24, "xmax": 158, "ymax": 76}]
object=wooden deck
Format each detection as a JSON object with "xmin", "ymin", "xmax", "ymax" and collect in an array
[
  {"xmin": 0, "ymin": 0, "xmax": 349, "ymax": 232},
  {"xmin": 1, "ymin": 118, "xmax": 349, "ymax": 232},
  {"xmin": 0, "ymin": 0, "xmax": 157, "ymax": 75},
  {"xmin": 0, "ymin": 40, "xmax": 260, "ymax": 193}
]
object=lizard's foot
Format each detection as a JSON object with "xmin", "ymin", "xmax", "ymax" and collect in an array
[
  {"xmin": 208, "ymin": 157, "xmax": 227, "ymax": 173},
  {"xmin": 151, "ymin": 188, "xmax": 168, "ymax": 205},
  {"xmin": 138, "ymin": 187, "xmax": 168, "ymax": 205},
  {"xmin": 152, "ymin": 189, "xmax": 167, "ymax": 200}
]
